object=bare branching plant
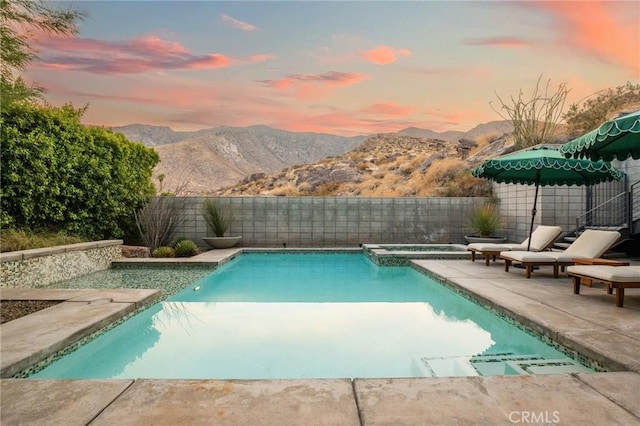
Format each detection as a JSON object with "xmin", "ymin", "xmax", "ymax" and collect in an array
[
  {"xmin": 134, "ymin": 178, "xmax": 189, "ymax": 252},
  {"xmin": 491, "ymin": 75, "xmax": 569, "ymax": 149}
]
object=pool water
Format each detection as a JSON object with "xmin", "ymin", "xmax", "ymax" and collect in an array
[{"xmin": 32, "ymin": 253, "xmax": 592, "ymax": 379}]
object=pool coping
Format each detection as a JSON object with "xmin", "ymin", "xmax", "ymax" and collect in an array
[{"xmin": 363, "ymin": 243, "xmax": 471, "ymax": 265}]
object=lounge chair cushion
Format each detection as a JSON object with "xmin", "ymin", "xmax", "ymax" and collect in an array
[
  {"xmin": 467, "ymin": 225, "xmax": 562, "ymax": 253},
  {"xmin": 566, "ymin": 265, "xmax": 640, "ymax": 282},
  {"xmin": 500, "ymin": 251, "xmax": 561, "ymax": 263},
  {"xmin": 467, "ymin": 243, "xmax": 526, "ymax": 252},
  {"xmin": 562, "ymin": 229, "xmax": 621, "ymax": 258},
  {"xmin": 502, "ymin": 229, "xmax": 621, "ymax": 263},
  {"xmin": 526, "ymin": 225, "xmax": 563, "ymax": 251}
]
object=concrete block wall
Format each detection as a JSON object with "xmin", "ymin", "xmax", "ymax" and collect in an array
[{"xmin": 172, "ymin": 197, "xmax": 490, "ymax": 248}]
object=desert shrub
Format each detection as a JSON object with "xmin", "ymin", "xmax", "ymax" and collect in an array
[
  {"xmin": 1, "ymin": 102, "xmax": 159, "ymax": 239},
  {"xmin": 174, "ymin": 239, "xmax": 198, "ymax": 257},
  {"xmin": 313, "ymin": 181, "xmax": 340, "ymax": 196},
  {"xmin": 270, "ymin": 186, "xmax": 300, "ymax": 196},
  {"xmin": 435, "ymin": 171, "xmax": 493, "ymax": 197},
  {"xmin": 152, "ymin": 246, "xmax": 175, "ymax": 258},
  {"xmin": 564, "ymin": 82, "xmax": 640, "ymax": 137},
  {"xmin": 201, "ymin": 199, "xmax": 230, "ymax": 237},
  {"xmin": 297, "ymin": 182, "xmax": 313, "ymax": 194},
  {"xmin": 0, "ymin": 228, "xmax": 85, "ymax": 252},
  {"xmin": 135, "ymin": 195, "xmax": 186, "ymax": 252},
  {"xmin": 170, "ymin": 236, "xmax": 190, "ymax": 248},
  {"xmin": 423, "ymin": 158, "xmax": 468, "ymax": 184},
  {"xmin": 468, "ymin": 204, "xmax": 504, "ymax": 237}
]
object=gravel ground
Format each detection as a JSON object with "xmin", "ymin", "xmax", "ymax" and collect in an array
[{"xmin": 0, "ymin": 301, "xmax": 62, "ymax": 324}]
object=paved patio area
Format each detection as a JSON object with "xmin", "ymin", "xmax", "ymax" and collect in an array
[{"xmin": 1, "ymin": 252, "xmax": 639, "ymax": 425}]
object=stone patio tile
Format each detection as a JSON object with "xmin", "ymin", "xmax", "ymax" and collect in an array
[
  {"xmin": 0, "ymin": 379, "xmax": 133, "ymax": 426},
  {"xmin": 91, "ymin": 379, "xmax": 360, "ymax": 426},
  {"xmin": 354, "ymin": 374, "xmax": 640, "ymax": 425},
  {"xmin": 575, "ymin": 372, "xmax": 640, "ymax": 418}
]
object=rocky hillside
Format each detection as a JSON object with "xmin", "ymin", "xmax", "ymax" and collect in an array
[
  {"xmin": 113, "ymin": 125, "xmax": 366, "ymax": 194},
  {"xmin": 212, "ymin": 132, "xmax": 515, "ymax": 197}
]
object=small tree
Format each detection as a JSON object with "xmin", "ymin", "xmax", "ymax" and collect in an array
[
  {"xmin": 134, "ymin": 196, "xmax": 187, "ymax": 252},
  {"xmin": 134, "ymin": 179, "xmax": 189, "ymax": 252},
  {"xmin": 491, "ymin": 75, "xmax": 569, "ymax": 149},
  {"xmin": 1, "ymin": 0, "xmax": 85, "ymax": 104}
]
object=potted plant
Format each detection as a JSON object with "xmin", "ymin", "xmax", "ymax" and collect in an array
[
  {"xmin": 201, "ymin": 199, "xmax": 242, "ymax": 249},
  {"xmin": 464, "ymin": 203, "xmax": 507, "ymax": 244}
]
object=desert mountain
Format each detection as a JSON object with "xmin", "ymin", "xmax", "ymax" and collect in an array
[
  {"xmin": 113, "ymin": 125, "xmax": 366, "ymax": 194},
  {"xmin": 212, "ymin": 131, "xmax": 515, "ymax": 197}
]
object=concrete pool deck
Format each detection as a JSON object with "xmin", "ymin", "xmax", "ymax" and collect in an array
[{"xmin": 1, "ymin": 254, "xmax": 639, "ymax": 425}]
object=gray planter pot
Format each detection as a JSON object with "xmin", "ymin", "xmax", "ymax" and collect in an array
[
  {"xmin": 464, "ymin": 236, "xmax": 508, "ymax": 244},
  {"xmin": 202, "ymin": 236, "xmax": 242, "ymax": 249}
]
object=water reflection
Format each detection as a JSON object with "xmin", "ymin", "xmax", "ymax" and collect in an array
[{"xmin": 36, "ymin": 302, "xmax": 497, "ymax": 379}]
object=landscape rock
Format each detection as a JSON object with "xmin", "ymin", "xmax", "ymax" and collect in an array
[{"xmin": 121, "ymin": 246, "xmax": 150, "ymax": 258}]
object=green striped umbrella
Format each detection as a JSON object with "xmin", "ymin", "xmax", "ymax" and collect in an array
[
  {"xmin": 560, "ymin": 110, "xmax": 640, "ymax": 161},
  {"xmin": 472, "ymin": 145, "xmax": 624, "ymax": 250}
]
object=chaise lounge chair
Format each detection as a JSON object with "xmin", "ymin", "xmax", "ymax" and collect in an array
[
  {"xmin": 467, "ymin": 225, "xmax": 562, "ymax": 266},
  {"xmin": 500, "ymin": 229, "xmax": 621, "ymax": 278},
  {"xmin": 566, "ymin": 265, "xmax": 640, "ymax": 307}
]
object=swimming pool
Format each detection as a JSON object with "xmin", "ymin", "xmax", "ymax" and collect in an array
[{"xmin": 32, "ymin": 253, "xmax": 591, "ymax": 379}]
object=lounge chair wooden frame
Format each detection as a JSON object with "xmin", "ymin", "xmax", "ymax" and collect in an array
[{"xmin": 568, "ymin": 270, "xmax": 640, "ymax": 307}]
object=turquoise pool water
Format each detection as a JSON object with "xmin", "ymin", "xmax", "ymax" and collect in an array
[{"xmin": 32, "ymin": 253, "xmax": 591, "ymax": 379}]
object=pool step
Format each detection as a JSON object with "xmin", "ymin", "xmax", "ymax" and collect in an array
[{"xmin": 419, "ymin": 353, "xmax": 591, "ymax": 377}]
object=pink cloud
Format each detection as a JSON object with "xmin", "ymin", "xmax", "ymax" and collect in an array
[
  {"xmin": 465, "ymin": 37, "xmax": 533, "ymax": 48},
  {"xmin": 220, "ymin": 14, "xmax": 257, "ymax": 32},
  {"xmin": 364, "ymin": 102, "xmax": 414, "ymax": 117},
  {"xmin": 248, "ymin": 54, "xmax": 273, "ymax": 63},
  {"xmin": 33, "ymin": 33, "xmax": 232, "ymax": 74},
  {"xmin": 361, "ymin": 45, "xmax": 412, "ymax": 65},
  {"xmin": 259, "ymin": 71, "xmax": 369, "ymax": 100},
  {"xmin": 533, "ymin": 1, "xmax": 639, "ymax": 74}
]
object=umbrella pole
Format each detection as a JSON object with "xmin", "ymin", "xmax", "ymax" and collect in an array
[{"xmin": 527, "ymin": 176, "xmax": 540, "ymax": 251}]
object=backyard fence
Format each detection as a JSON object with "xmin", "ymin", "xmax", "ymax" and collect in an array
[{"xmin": 170, "ymin": 196, "xmax": 491, "ymax": 248}]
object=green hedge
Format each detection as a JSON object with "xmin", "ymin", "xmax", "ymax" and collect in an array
[{"xmin": 1, "ymin": 102, "xmax": 159, "ymax": 239}]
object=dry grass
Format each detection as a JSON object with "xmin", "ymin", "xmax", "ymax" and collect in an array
[
  {"xmin": 0, "ymin": 229, "xmax": 86, "ymax": 252},
  {"xmin": 423, "ymin": 158, "xmax": 468, "ymax": 184}
]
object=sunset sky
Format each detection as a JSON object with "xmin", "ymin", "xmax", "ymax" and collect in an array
[{"xmin": 27, "ymin": 1, "xmax": 640, "ymax": 136}]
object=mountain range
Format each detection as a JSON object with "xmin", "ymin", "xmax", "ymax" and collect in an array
[{"xmin": 112, "ymin": 121, "xmax": 514, "ymax": 195}]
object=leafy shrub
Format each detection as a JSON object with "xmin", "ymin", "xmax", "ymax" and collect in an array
[
  {"xmin": 174, "ymin": 239, "xmax": 198, "ymax": 257},
  {"xmin": 0, "ymin": 102, "xmax": 159, "ymax": 239},
  {"xmin": 152, "ymin": 246, "xmax": 175, "ymax": 258},
  {"xmin": 0, "ymin": 228, "xmax": 85, "ymax": 252}
]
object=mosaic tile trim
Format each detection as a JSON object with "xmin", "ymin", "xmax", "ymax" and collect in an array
[
  {"xmin": 410, "ymin": 263, "xmax": 610, "ymax": 373},
  {"xmin": 1, "ymin": 245, "xmax": 121, "ymax": 288},
  {"xmin": 15, "ymin": 300, "xmax": 159, "ymax": 378}
]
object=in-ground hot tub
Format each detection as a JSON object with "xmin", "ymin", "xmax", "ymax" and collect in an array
[{"xmin": 363, "ymin": 244, "xmax": 470, "ymax": 266}]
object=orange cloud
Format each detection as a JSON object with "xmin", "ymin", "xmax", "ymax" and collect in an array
[
  {"xmin": 533, "ymin": 1, "xmax": 639, "ymax": 74},
  {"xmin": 364, "ymin": 102, "xmax": 414, "ymax": 117},
  {"xmin": 361, "ymin": 45, "xmax": 412, "ymax": 65},
  {"xmin": 220, "ymin": 14, "xmax": 257, "ymax": 31}
]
